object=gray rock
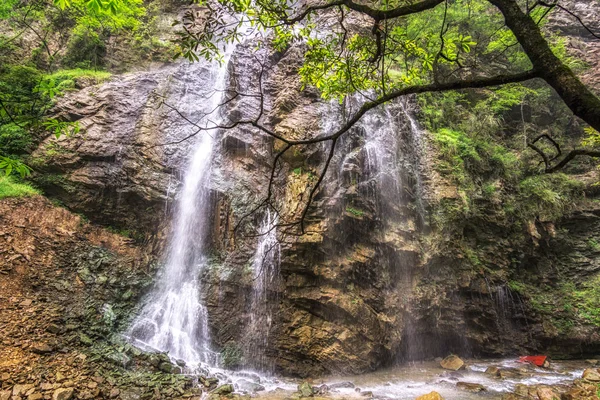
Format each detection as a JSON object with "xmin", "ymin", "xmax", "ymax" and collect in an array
[
  {"xmin": 329, "ymin": 381, "xmax": 355, "ymax": 389},
  {"xmin": 235, "ymin": 379, "xmax": 265, "ymax": 393}
]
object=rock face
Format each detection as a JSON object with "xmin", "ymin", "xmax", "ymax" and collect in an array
[{"xmin": 28, "ymin": 0, "xmax": 600, "ymax": 378}]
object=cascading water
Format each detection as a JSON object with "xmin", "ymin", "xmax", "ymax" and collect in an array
[
  {"xmin": 127, "ymin": 46, "xmax": 238, "ymax": 368},
  {"xmin": 244, "ymin": 210, "xmax": 280, "ymax": 371}
]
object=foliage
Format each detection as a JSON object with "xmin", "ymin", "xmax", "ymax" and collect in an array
[
  {"xmin": 345, "ymin": 206, "xmax": 364, "ymax": 217},
  {"xmin": 0, "ymin": 176, "xmax": 39, "ymax": 199}
]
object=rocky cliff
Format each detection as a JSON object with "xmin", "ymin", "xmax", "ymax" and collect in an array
[{"xmin": 26, "ymin": 1, "xmax": 600, "ymax": 378}]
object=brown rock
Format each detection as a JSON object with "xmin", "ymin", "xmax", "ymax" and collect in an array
[
  {"xmin": 0, "ymin": 391, "xmax": 11, "ymax": 400},
  {"xmin": 31, "ymin": 343, "xmax": 53, "ymax": 354},
  {"xmin": 109, "ymin": 388, "xmax": 120, "ymax": 398},
  {"xmin": 536, "ymin": 386, "xmax": 560, "ymax": 400},
  {"xmin": 415, "ymin": 392, "xmax": 444, "ymax": 400},
  {"xmin": 55, "ymin": 372, "xmax": 66, "ymax": 383},
  {"xmin": 485, "ymin": 366, "xmax": 500, "ymax": 377},
  {"xmin": 13, "ymin": 384, "xmax": 35, "ymax": 397},
  {"xmin": 440, "ymin": 355, "xmax": 464, "ymax": 371},
  {"xmin": 582, "ymin": 368, "xmax": 600, "ymax": 382},
  {"xmin": 456, "ymin": 382, "xmax": 486, "ymax": 392},
  {"xmin": 52, "ymin": 387, "xmax": 74, "ymax": 400},
  {"xmin": 28, "ymin": 393, "xmax": 44, "ymax": 400}
]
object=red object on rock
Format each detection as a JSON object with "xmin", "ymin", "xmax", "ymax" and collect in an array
[{"xmin": 519, "ymin": 355, "xmax": 548, "ymax": 367}]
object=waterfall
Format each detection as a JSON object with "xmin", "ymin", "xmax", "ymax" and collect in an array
[
  {"xmin": 127, "ymin": 46, "xmax": 238, "ymax": 368},
  {"xmin": 244, "ymin": 210, "xmax": 280, "ymax": 371}
]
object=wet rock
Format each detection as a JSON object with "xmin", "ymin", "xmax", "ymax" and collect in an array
[
  {"xmin": 361, "ymin": 391, "xmax": 373, "ymax": 397},
  {"xmin": 329, "ymin": 381, "xmax": 355, "ymax": 389},
  {"xmin": 499, "ymin": 368, "xmax": 524, "ymax": 379},
  {"xmin": 211, "ymin": 384, "xmax": 234, "ymax": 395},
  {"xmin": 484, "ymin": 366, "xmax": 500, "ymax": 377},
  {"xmin": 314, "ymin": 385, "xmax": 329, "ymax": 395},
  {"xmin": 585, "ymin": 359, "xmax": 599, "ymax": 366},
  {"xmin": 297, "ymin": 382, "xmax": 314, "ymax": 397},
  {"xmin": 536, "ymin": 386, "xmax": 560, "ymax": 400},
  {"xmin": 582, "ymin": 368, "xmax": 600, "ymax": 382},
  {"xmin": 439, "ymin": 371, "xmax": 463, "ymax": 381},
  {"xmin": 456, "ymin": 382, "xmax": 486, "ymax": 392},
  {"xmin": 235, "ymin": 379, "xmax": 265, "ymax": 393},
  {"xmin": 31, "ymin": 342, "xmax": 53, "ymax": 353},
  {"xmin": 52, "ymin": 388, "xmax": 74, "ymax": 400},
  {"xmin": 415, "ymin": 392, "xmax": 444, "ymax": 400},
  {"xmin": 440, "ymin": 355, "xmax": 464, "ymax": 371},
  {"xmin": 200, "ymin": 377, "xmax": 219, "ymax": 389},
  {"xmin": 175, "ymin": 359, "xmax": 186, "ymax": 367}
]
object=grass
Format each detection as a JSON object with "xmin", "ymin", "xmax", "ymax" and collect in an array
[
  {"xmin": 44, "ymin": 68, "xmax": 112, "ymax": 93},
  {"xmin": 0, "ymin": 176, "xmax": 39, "ymax": 199}
]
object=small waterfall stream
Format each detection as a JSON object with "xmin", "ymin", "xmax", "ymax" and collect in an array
[{"xmin": 245, "ymin": 210, "xmax": 281, "ymax": 371}]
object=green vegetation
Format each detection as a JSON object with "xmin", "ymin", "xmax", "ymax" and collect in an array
[
  {"xmin": 345, "ymin": 206, "xmax": 365, "ymax": 218},
  {"xmin": 0, "ymin": 176, "xmax": 40, "ymax": 199},
  {"xmin": 0, "ymin": 0, "xmax": 173, "ymax": 177},
  {"xmin": 510, "ymin": 277, "xmax": 600, "ymax": 331}
]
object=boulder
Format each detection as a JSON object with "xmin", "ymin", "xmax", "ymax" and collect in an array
[
  {"xmin": 582, "ymin": 368, "xmax": 600, "ymax": 382},
  {"xmin": 298, "ymin": 382, "xmax": 314, "ymax": 397},
  {"xmin": 415, "ymin": 392, "xmax": 444, "ymax": 400},
  {"xmin": 52, "ymin": 388, "xmax": 74, "ymax": 400},
  {"xmin": 456, "ymin": 382, "xmax": 486, "ymax": 392},
  {"xmin": 440, "ymin": 355, "xmax": 464, "ymax": 371},
  {"xmin": 211, "ymin": 385, "xmax": 234, "ymax": 395}
]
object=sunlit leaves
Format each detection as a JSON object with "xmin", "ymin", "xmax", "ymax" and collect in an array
[
  {"xmin": 0, "ymin": 156, "xmax": 32, "ymax": 178},
  {"xmin": 42, "ymin": 119, "xmax": 81, "ymax": 139},
  {"xmin": 582, "ymin": 127, "xmax": 600, "ymax": 149},
  {"xmin": 33, "ymin": 79, "xmax": 58, "ymax": 99}
]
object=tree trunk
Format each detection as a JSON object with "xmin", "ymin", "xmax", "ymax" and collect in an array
[{"xmin": 489, "ymin": 0, "xmax": 600, "ymax": 132}]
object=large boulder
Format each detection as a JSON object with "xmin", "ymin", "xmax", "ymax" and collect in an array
[
  {"xmin": 440, "ymin": 355, "xmax": 465, "ymax": 371},
  {"xmin": 582, "ymin": 368, "xmax": 600, "ymax": 382}
]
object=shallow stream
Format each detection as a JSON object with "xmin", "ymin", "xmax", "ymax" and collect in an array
[{"xmin": 218, "ymin": 359, "xmax": 587, "ymax": 400}]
